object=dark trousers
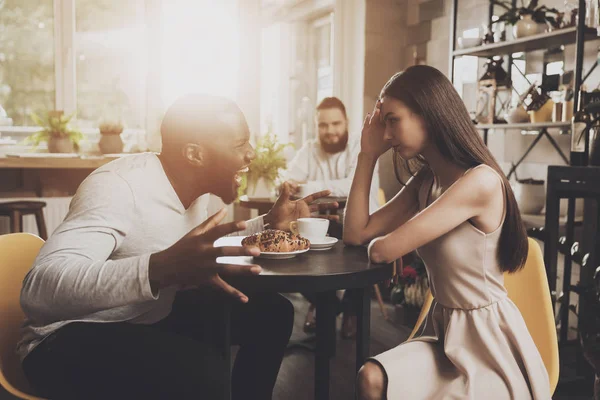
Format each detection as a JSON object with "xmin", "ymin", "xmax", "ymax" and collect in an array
[{"xmin": 22, "ymin": 290, "xmax": 294, "ymax": 400}]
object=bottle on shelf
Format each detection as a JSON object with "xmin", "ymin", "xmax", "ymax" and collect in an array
[{"xmin": 571, "ymin": 89, "xmax": 591, "ymax": 166}]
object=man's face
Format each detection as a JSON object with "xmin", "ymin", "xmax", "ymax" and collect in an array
[
  {"xmin": 317, "ymin": 108, "xmax": 348, "ymax": 154},
  {"xmin": 204, "ymin": 116, "xmax": 255, "ymax": 204}
]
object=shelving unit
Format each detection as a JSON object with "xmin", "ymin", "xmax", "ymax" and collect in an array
[{"xmin": 449, "ymin": 0, "xmax": 600, "ymax": 150}]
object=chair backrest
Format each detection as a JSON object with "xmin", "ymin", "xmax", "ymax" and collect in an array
[
  {"xmin": 0, "ymin": 233, "xmax": 46, "ymax": 400},
  {"xmin": 408, "ymin": 238, "xmax": 559, "ymax": 395},
  {"xmin": 377, "ymin": 188, "xmax": 387, "ymax": 207},
  {"xmin": 504, "ymin": 238, "xmax": 559, "ymax": 394}
]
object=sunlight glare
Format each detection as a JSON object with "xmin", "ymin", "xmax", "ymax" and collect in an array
[{"xmin": 161, "ymin": 0, "xmax": 239, "ymax": 106}]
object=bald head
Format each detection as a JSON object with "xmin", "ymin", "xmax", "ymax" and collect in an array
[{"xmin": 160, "ymin": 93, "xmax": 248, "ymax": 154}]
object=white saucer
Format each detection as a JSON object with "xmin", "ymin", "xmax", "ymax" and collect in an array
[
  {"xmin": 257, "ymin": 248, "xmax": 309, "ymax": 260},
  {"xmin": 308, "ymin": 236, "xmax": 338, "ymax": 251}
]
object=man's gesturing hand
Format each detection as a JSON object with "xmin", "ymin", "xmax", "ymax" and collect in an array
[{"xmin": 149, "ymin": 208, "xmax": 262, "ymax": 303}]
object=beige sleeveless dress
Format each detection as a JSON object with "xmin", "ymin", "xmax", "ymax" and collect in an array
[{"xmin": 370, "ymin": 165, "xmax": 551, "ymax": 399}]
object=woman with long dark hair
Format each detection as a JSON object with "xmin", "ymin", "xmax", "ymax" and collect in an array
[{"xmin": 343, "ymin": 65, "xmax": 549, "ymax": 399}]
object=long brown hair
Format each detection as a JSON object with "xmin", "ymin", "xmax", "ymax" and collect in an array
[{"xmin": 381, "ymin": 65, "xmax": 527, "ymax": 273}]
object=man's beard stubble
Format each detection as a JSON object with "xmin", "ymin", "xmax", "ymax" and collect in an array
[{"xmin": 320, "ymin": 130, "xmax": 349, "ymax": 154}]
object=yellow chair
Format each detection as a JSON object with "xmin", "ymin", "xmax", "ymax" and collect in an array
[
  {"xmin": 407, "ymin": 238, "xmax": 559, "ymax": 395},
  {"xmin": 0, "ymin": 233, "xmax": 47, "ymax": 400},
  {"xmin": 377, "ymin": 188, "xmax": 386, "ymax": 209}
]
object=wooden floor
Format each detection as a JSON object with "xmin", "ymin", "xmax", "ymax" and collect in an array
[{"xmin": 0, "ymin": 291, "xmax": 593, "ymax": 399}]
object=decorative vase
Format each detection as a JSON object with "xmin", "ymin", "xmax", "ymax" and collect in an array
[
  {"xmin": 48, "ymin": 137, "xmax": 74, "ymax": 153},
  {"xmin": 98, "ymin": 134, "xmax": 124, "ymax": 154},
  {"xmin": 513, "ymin": 15, "xmax": 546, "ymax": 38},
  {"xmin": 247, "ymin": 177, "xmax": 274, "ymax": 199}
]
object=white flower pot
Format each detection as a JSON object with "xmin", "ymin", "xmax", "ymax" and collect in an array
[
  {"xmin": 48, "ymin": 137, "xmax": 74, "ymax": 153},
  {"xmin": 513, "ymin": 15, "xmax": 546, "ymax": 38},
  {"xmin": 247, "ymin": 177, "xmax": 274, "ymax": 199},
  {"xmin": 99, "ymin": 134, "xmax": 124, "ymax": 154}
]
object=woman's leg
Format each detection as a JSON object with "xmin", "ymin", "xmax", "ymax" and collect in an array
[{"xmin": 301, "ymin": 291, "xmax": 317, "ymax": 332}]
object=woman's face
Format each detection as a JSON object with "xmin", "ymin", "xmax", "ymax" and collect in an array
[{"xmin": 380, "ymin": 96, "xmax": 429, "ymax": 160}]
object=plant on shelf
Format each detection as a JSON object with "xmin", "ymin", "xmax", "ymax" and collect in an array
[
  {"xmin": 98, "ymin": 121, "xmax": 125, "ymax": 154},
  {"xmin": 390, "ymin": 255, "xmax": 429, "ymax": 327},
  {"xmin": 26, "ymin": 110, "xmax": 83, "ymax": 153},
  {"xmin": 99, "ymin": 121, "xmax": 124, "ymax": 135},
  {"xmin": 493, "ymin": 0, "xmax": 561, "ymax": 38},
  {"xmin": 237, "ymin": 129, "xmax": 292, "ymax": 199}
]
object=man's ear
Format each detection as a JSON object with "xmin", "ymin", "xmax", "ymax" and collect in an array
[{"xmin": 183, "ymin": 143, "xmax": 204, "ymax": 167}]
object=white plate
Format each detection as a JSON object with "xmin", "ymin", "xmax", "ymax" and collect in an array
[
  {"xmin": 309, "ymin": 236, "xmax": 338, "ymax": 251},
  {"xmin": 257, "ymin": 248, "xmax": 310, "ymax": 260}
]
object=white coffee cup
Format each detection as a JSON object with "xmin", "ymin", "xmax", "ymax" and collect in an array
[{"xmin": 289, "ymin": 217, "xmax": 329, "ymax": 243}]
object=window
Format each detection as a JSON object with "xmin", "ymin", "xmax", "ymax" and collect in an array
[
  {"xmin": 260, "ymin": 22, "xmax": 289, "ymax": 140},
  {"xmin": 0, "ymin": 0, "xmax": 240, "ymax": 151},
  {"xmin": 75, "ymin": 0, "xmax": 148, "ymax": 129},
  {"xmin": 0, "ymin": 0, "xmax": 55, "ymax": 126},
  {"xmin": 259, "ymin": 11, "xmax": 334, "ymax": 149},
  {"xmin": 311, "ymin": 14, "xmax": 334, "ymax": 103},
  {"xmin": 161, "ymin": 0, "xmax": 239, "ymax": 107}
]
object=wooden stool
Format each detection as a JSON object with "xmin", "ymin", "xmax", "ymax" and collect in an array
[{"xmin": 0, "ymin": 201, "xmax": 48, "ymax": 240}]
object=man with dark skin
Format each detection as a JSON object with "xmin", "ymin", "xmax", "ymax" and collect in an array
[{"xmin": 19, "ymin": 94, "xmax": 338, "ymax": 400}]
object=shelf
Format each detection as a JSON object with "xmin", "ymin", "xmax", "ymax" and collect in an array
[
  {"xmin": 453, "ymin": 26, "xmax": 599, "ymax": 58},
  {"xmin": 475, "ymin": 122, "xmax": 570, "ymax": 130}
]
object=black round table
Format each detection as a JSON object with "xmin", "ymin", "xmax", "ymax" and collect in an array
[{"xmin": 215, "ymin": 236, "xmax": 393, "ymax": 400}]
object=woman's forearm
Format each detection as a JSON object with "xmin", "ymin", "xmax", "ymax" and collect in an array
[{"xmin": 343, "ymin": 152, "xmax": 378, "ymax": 245}]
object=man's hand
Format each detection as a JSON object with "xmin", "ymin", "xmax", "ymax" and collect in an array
[
  {"xmin": 264, "ymin": 182, "xmax": 340, "ymax": 231},
  {"xmin": 149, "ymin": 208, "xmax": 262, "ymax": 303},
  {"xmin": 281, "ymin": 180, "xmax": 304, "ymax": 195}
]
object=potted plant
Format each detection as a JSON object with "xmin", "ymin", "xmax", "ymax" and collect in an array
[
  {"xmin": 494, "ymin": 0, "xmax": 560, "ymax": 38},
  {"xmin": 98, "ymin": 121, "xmax": 125, "ymax": 154},
  {"xmin": 238, "ymin": 130, "xmax": 292, "ymax": 199},
  {"xmin": 391, "ymin": 255, "xmax": 429, "ymax": 327},
  {"xmin": 26, "ymin": 110, "xmax": 83, "ymax": 153}
]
